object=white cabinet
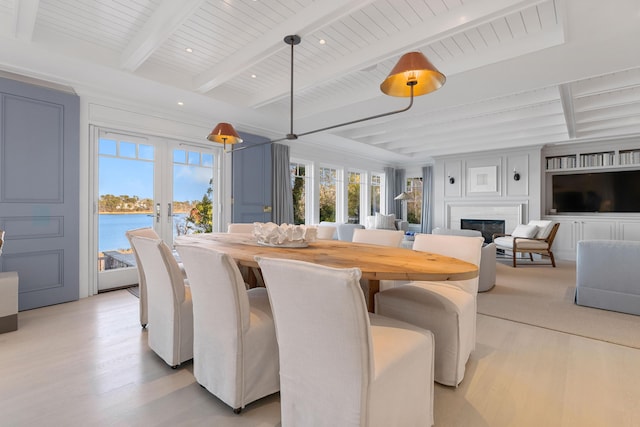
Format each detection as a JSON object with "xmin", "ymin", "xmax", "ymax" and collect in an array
[{"xmin": 546, "ymin": 216, "xmax": 617, "ymax": 260}]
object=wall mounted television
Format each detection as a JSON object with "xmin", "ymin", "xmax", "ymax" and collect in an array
[{"xmin": 552, "ymin": 170, "xmax": 640, "ymax": 213}]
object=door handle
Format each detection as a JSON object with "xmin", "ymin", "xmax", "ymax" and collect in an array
[
  {"xmin": 167, "ymin": 203, "xmax": 173, "ymax": 223},
  {"xmin": 156, "ymin": 203, "xmax": 161, "ymax": 223}
]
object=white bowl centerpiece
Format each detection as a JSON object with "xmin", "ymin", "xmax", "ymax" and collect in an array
[{"xmin": 253, "ymin": 222, "xmax": 317, "ymax": 247}]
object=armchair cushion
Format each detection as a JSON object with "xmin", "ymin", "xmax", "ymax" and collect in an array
[
  {"xmin": 511, "ymin": 224, "xmax": 539, "ymax": 238},
  {"xmin": 375, "ymin": 213, "xmax": 397, "ymax": 230},
  {"xmin": 528, "ymin": 220, "xmax": 554, "ymax": 239}
]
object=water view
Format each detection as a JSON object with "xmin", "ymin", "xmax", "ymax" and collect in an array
[{"xmin": 99, "ymin": 213, "xmax": 187, "ymax": 252}]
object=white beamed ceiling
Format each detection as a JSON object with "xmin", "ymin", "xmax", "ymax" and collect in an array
[{"xmin": 0, "ymin": 0, "xmax": 639, "ymax": 164}]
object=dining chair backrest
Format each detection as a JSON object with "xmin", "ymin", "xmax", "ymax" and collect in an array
[
  {"xmin": 412, "ymin": 234, "xmax": 484, "ymax": 295},
  {"xmin": 316, "ymin": 225, "xmax": 337, "ymax": 240},
  {"xmin": 131, "ymin": 235, "xmax": 185, "ymax": 307},
  {"xmin": 177, "ymin": 244, "xmax": 251, "ymax": 337},
  {"xmin": 126, "ymin": 227, "xmax": 162, "ymax": 327},
  {"xmin": 227, "ymin": 223, "xmax": 255, "ymax": 234},
  {"xmin": 352, "ymin": 228, "xmax": 404, "ymax": 247},
  {"xmin": 257, "ymin": 257, "xmax": 372, "ymax": 425},
  {"xmin": 130, "ymin": 235, "xmax": 193, "ymax": 367}
]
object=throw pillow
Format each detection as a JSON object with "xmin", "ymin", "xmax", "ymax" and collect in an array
[
  {"xmin": 374, "ymin": 213, "xmax": 396, "ymax": 230},
  {"xmin": 511, "ymin": 224, "xmax": 539, "ymax": 238}
]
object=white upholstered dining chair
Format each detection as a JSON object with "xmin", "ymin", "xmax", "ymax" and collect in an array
[
  {"xmin": 227, "ymin": 223, "xmax": 255, "ymax": 234},
  {"xmin": 227, "ymin": 222, "xmax": 263, "ymax": 287},
  {"xmin": 375, "ymin": 233, "xmax": 483, "ymax": 386},
  {"xmin": 352, "ymin": 228, "xmax": 405, "ymax": 292},
  {"xmin": 175, "ymin": 244, "xmax": 279, "ymax": 413},
  {"xmin": 351, "ymin": 228, "xmax": 404, "ymax": 247},
  {"xmin": 257, "ymin": 257, "xmax": 435, "ymax": 427},
  {"xmin": 130, "ymin": 236, "xmax": 193, "ymax": 368},
  {"xmin": 316, "ymin": 225, "xmax": 337, "ymax": 240},
  {"xmin": 126, "ymin": 227, "xmax": 186, "ymax": 328}
]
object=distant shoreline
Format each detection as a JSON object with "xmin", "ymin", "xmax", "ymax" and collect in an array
[{"xmin": 100, "ymin": 211, "xmax": 189, "ymax": 215}]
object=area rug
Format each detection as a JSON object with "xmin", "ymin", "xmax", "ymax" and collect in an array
[
  {"xmin": 126, "ymin": 286, "xmax": 139, "ymax": 298},
  {"xmin": 477, "ymin": 260, "xmax": 640, "ymax": 349}
]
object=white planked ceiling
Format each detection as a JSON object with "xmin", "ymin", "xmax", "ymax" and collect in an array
[{"xmin": 0, "ymin": 0, "xmax": 639, "ymax": 164}]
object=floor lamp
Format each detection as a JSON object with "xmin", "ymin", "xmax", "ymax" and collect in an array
[{"xmin": 394, "ymin": 192, "xmax": 411, "ymax": 221}]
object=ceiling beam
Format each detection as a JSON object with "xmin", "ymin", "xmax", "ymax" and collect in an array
[
  {"xmin": 193, "ymin": 0, "xmax": 376, "ymax": 94},
  {"xmin": 248, "ymin": 0, "xmax": 548, "ymax": 108},
  {"xmin": 120, "ymin": 0, "xmax": 206, "ymax": 72},
  {"xmin": 12, "ymin": 0, "xmax": 40, "ymax": 41},
  {"xmin": 558, "ymin": 83, "xmax": 577, "ymax": 139}
]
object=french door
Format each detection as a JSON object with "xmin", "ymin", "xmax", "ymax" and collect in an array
[{"xmin": 96, "ymin": 129, "xmax": 220, "ymax": 291}]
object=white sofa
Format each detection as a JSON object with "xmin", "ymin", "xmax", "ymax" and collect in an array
[
  {"xmin": 576, "ymin": 240, "xmax": 640, "ymax": 316},
  {"xmin": 432, "ymin": 228, "xmax": 496, "ymax": 292},
  {"xmin": 364, "ymin": 214, "xmax": 409, "ymax": 232}
]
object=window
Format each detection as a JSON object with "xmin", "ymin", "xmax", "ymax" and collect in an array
[
  {"xmin": 347, "ymin": 171, "xmax": 361, "ymax": 224},
  {"xmin": 406, "ymin": 177, "xmax": 423, "ymax": 224},
  {"xmin": 319, "ymin": 167, "xmax": 337, "ymax": 222},
  {"xmin": 290, "ymin": 162, "xmax": 307, "ymax": 224},
  {"xmin": 370, "ymin": 174, "xmax": 382, "ymax": 214}
]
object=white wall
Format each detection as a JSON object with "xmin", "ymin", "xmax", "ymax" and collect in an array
[{"xmin": 432, "ymin": 146, "xmax": 544, "ymax": 233}]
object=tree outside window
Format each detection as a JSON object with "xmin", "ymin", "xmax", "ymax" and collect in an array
[
  {"xmin": 347, "ymin": 171, "xmax": 361, "ymax": 223},
  {"xmin": 370, "ymin": 174, "xmax": 381, "ymax": 214},
  {"xmin": 290, "ymin": 162, "xmax": 306, "ymax": 225},
  {"xmin": 319, "ymin": 167, "xmax": 337, "ymax": 222},
  {"xmin": 406, "ymin": 177, "xmax": 423, "ymax": 224}
]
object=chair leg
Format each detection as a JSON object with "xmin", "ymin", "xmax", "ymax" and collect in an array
[
  {"xmin": 512, "ymin": 251, "xmax": 517, "ymax": 268},
  {"xmin": 528, "ymin": 252, "xmax": 534, "ymax": 261},
  {"xmin": 233, "ymin": 408, "xmax": 242, "ymax": 414},
  {"xmin": 549, "ymin": 251, "xmax": 556, "ymax": 267}
]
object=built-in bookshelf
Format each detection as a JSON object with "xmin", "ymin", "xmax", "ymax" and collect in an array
[
  {"xmin": 619, "ymin": 149, "xmax": 640, "ymax": 166},
  {"xmin": 545, "ymin": 154, "xmax": 576, "ymax": 170},
  {"xmin": 545, "ymin": 146, "xmax": 640, "ymax": 171},
  {"xmin": 579, "ymin": 151, "xmax": 615, "ymax": 168}
]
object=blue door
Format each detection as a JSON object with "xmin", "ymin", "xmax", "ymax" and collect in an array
[
  {"xmin": 0, "ymin": 77, "xmax": 80, "ymax": 311},
  {"xmin": 232, "ymin": 134, "xmax": 272, "ymax": 223}
]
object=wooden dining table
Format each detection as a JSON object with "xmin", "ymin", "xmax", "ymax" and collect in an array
[{"xmin": 174, "ymin": 233, "xmax": 478, "ymax": 312}]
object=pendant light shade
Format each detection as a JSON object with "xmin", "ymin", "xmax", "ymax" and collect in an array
[
  {"xmin": 207, "ymin": 37, "xmax": 446, "ymax": 152},
  {"xmin": 380, "ymin": 52, "xmax": 446, "ymax": 97},
  {"xmin": 207, "ymin": 122, "xmax": 243, "ymax": 145}
]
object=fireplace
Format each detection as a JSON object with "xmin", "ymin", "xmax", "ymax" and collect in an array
[{"xmin": 461, "ymin": 219, "xmax": 505, "ymax": 244}]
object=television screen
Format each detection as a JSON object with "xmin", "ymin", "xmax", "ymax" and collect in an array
[{"xmin": 552, "ymin": 170, "xmax": 640, "ymax": 213}]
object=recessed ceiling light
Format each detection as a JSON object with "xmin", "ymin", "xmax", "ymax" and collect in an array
[
  {"xmin": 185, "ymin": 47, "xmax": 193, "ymax": 53},
  {"xmin": 177, "ymin": 101, "xmax": 184, "ymax": 106},
  {"xmin": 251, "ymin": 74, "xmax": 257, "ymax": 79},
  {"xmin": 319, "ymin": 39, "xmax": 326, "ymax": 45}
]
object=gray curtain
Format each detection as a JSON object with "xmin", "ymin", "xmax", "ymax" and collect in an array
[
  {"xmin": 384, "ymin": 167, "xmax": 395, "ymax": 214},
  {"xmin": 271, "ymin": 143, "xmax": 294, "ymax": 224},
  {"xmin": 421, "ymin": 165, "xmax": 433, "ymax": 233},
  {"xmin": 395, "ymin": 168, "xmax": 405, "ymax": 217}
]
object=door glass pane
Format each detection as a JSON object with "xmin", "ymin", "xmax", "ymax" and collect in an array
[
  {"xmin": 98, "ymin": 137, "xmax": 154, "ymax": 273},
  {"xmin": 407, "ymin": 177, "xmax": 423, "ymax": 224},
  {"xmin": 370, "ymin": 174, "xmax": 381, "ymax": 214},
  {"xmin": 319, "ymin": 167, "xmax": 337, "ymax": 222},
  {"xmin": 291, "ymin": 162, "xmax": 306, "ymax": 225},
  {"xmin": 173, "ymin": 148, "xmax": 216, "ymax": 236},
  {"xmin": 348, "ymin": 172, "xmax": 361, "ymax": 224}
]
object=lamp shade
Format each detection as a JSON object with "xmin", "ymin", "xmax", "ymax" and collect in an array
[
  {"xmin": 207, "ymin": 122, "xmax": 243, "ymax": 145},
  {"xmin": 394, "ymin": 191, "xmax": 411, "ymax": 201},
  {"xmin": 380, "ymin": 52, "xmax": 446, "ymax": 97}
]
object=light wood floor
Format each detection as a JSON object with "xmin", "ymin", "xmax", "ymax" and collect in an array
[{"xmin": 1, "ymin": 289, "xmax": 639, "ymax": 427}]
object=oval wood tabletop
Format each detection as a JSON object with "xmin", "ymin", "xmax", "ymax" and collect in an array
[{"xmin": 175, "ymin": 232, "xmax": 478, "ymax": 282}]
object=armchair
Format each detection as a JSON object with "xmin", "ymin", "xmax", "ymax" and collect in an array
[{"xmin": 493, "ymin": 221, "xmax": 560, "ymax": 267}]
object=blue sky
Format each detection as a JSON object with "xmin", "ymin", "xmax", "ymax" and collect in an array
[{"xmin": 99, "ymin": 145, "xmax": 214, "ymax": 202}]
